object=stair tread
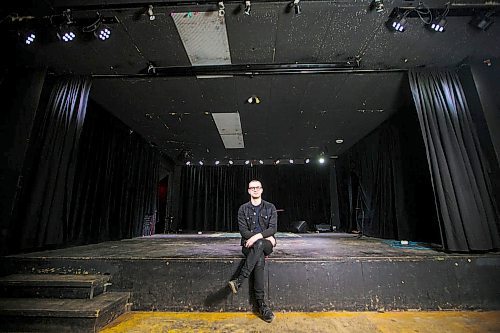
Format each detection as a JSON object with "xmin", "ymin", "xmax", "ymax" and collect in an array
[
  {"xmin": 0, "ymin": 292, "xmax": 129, "ymax": 318},
  {"xmin": 0, "ymin": 274, "xmax": 110, "ymax": 287}
]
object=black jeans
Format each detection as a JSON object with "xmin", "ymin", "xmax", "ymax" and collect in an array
[{"xmin": 241, "ymin": 239, "xmax": 273, "ymax": 301}]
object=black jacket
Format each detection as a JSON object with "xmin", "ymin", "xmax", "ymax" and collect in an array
[{"xmin": 237, "ymin": 200, "xmax": 278, "ymax": 246}]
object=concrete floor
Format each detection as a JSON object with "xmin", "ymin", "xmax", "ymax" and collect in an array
[{"xmin": 100, "ymin": 311, "xmax": 500, "ymax": 332}]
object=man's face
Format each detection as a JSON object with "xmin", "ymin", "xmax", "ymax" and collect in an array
[{"xmin": 248, "ymin": 181, "xmax": 263, "ymax": 199}]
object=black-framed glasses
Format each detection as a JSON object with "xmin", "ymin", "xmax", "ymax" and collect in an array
[{"xmin": 249, "ymin": 186, "xmax": 262, "ymax": 190}]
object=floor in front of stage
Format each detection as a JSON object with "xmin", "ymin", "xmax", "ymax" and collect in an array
[
  {"xmin": 101, "ymin": 310, "xmax": 500, "ymax": 333},
  {"xmin": 4, "ymin": 233, "xmax": 461, "ymax": 260}
]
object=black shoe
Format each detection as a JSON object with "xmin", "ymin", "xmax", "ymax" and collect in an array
[
  {"xmin": 258, "ymin": 302, "xmax": 275, "ymax": 323},
  {"xmin": 228, "ymin": 279, "xmax": 241, "ymax": 294}
]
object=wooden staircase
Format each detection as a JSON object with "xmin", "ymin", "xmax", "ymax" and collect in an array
[{"xmin": 0, "ymin": 274, "xmax": 130, "ymax": 332}]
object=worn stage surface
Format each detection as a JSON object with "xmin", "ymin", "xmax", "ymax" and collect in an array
[{"xmin": 1, "ymin": 233, "xmax": 499, "ymax": 311}]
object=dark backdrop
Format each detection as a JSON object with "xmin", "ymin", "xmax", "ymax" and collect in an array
[{"xmin": 178, "ymin": 165, "xmax": 331, "ymax": 232}]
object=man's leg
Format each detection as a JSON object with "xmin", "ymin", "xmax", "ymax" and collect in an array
[
  {"xmin": 228, "ymin": 239, "xmax": 272, "ymax": 293},
  {"xmin": 253, "ymin": 241, "xmax": 275, "ymax": 323}
]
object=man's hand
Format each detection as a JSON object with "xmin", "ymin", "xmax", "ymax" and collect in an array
[{"xmin": 245, "ymin": 233, "xmax": 263, "ymax": 248}]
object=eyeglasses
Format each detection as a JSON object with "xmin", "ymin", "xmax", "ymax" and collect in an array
[{"xmin": 248, "ymin": 186, "xmax": 262, "ymax": 190}]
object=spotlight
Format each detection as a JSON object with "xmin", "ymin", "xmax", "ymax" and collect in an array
[
  {"xmin": 186, "ymin": 161, "xmax": 191, "ymax": 165},
  {"xmin": 291, "ymin": 0, "xmax": 301, "ymax": 15},
  {"xmin": 245, "ymin": 160, "xmax": 250, "ymax": 165},
  {"xmin": 244, "ymin": 1, "xmax": 251, "ymax": 15},
  {"xmin": 218, "ymin": 1, "xmax": 225, "ymax": 17},
  {"xmin": 215, "ymin": 160, "xmax": 220, "ymax": 165},
  {"xmin": 96, "ymin": 26, "xmax": 111, "ymax": 41},
  {"xmin": 247, "ymin": 95, "xmax": 261, "ymax": 104},
  {"xmin": 24, "ymin": 32, "xmax": 36, "ymax": 45},
  {"xmin": 319, "ymin": 157, "xmax": 325, "ymax": 164},
  {"xmin": 274, "ymin": 159, "xmax": 280, "ymax": 165},
  {"xmin": 372, "ymin": 0, "xmax": 384, "ymax": 13},
  {"xmin": 199, "ymin": 161, "xmax": 204, "ymax": 165},
  {"xmin": 305, "ymin": 158, "xmax": 310, "ymax": 164},
  {"xmin": 58, "ymin": 27, "xmax": 76, "ymax": 42},
  {"xmin": 148, "ymin": 5, "xmax": 155, "ymax": 21},
  {"xmin": 289, "ymin": 159, "xmax": 294, "ymax": 164},
  {"xmin": 259, "ymin": 160, "xmax": 264, "ymax": 164},
  {"xmin": 228, "ymin": 160, "xmax": 234, "ymax": 165},
  {"xmin": 335, "ymin": 139, "xmax": 344, "ymax": 144},
  {"xmin": 386, "ymin": 12, "xmax": 408, "ymax": 32},
  {"xmin": 470, "ymin": 11, "xmax": 495, "ymax": 31},
  {"xmin": 429, "ymin": 16, "xmax": 447, "ymax": 32}
]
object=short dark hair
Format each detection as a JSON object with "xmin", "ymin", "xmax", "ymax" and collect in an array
[{"xmin": 248, "ymin": 179, "xmax": 262, "ymax": 187}]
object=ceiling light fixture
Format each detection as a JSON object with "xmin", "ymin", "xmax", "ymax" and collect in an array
[
  {"xmin": 335, "ymin": 139, "xmax": 344, "ymax": 144},
  {"xmin": 199, "ymin": 161, "xmax": 204, "ymax": 165},
  {"xmin": 215, "ymin": 160, "xmax": 220, "ymax": 165},
  {"xmin": 218, "ymin": 2, "xmax": 225, "ymax": 17},
  {"xmin": 259, "ymin": 160, "xmax": 264, "ymax": 164},
  {"xmin": 24, "ymin": 32, "xmax": 36, "ymax": 45},
  {"xmin": 319, "ymin": 157, "xmax": 325, "ymax": 164},
  {"xmin": 470, "ymin": 10, "xmax": 495, "ymax": 31},
  {"xmin": 372, "ymin": 0, "xmax": 384, "ymax": 13},
  {"xmin": 247, "ymin": 95, "xmax": 260, "ymax": 104},
  {"xmin": 289, "ymin": 0, "xmax": 302, "ymax": 15},
  {"xmin": 386, "ymin": 11, "xmax": 409, "ymax": 32},
  {"xmin": 245, "ymin": 160, "xmax": 250, "ymax": 165},
  {"xmin": 428, "ymin": 3, "xmax": 450, "ymax": 33},
  {"xmin": 244, "ymin": 1, "xmax": 251, "ymax": 15},
  {"xmin": 148, "ymin": 5, "xmax": 155, "ymax": 21},
  {"xmin": 305, "ymin": 158, "xmax": 310, "ymax": 164},
  {"xmin": 96, "ymin": 26, "xmax": 111, "ymax": 40},
  {"xmin": 186, "ymin": 161, "xmax": 191, "ymax": 165},
  {"xmin": 228, "ymin": 160, "xmax": 234, "ymax": 165},
  {"xmin": 289, "ymin": 159, "xmax": 294, "ymax": 164},
  {"xmin": 275, "ymin": 159, "xmax": 280, "ymax": 165}
]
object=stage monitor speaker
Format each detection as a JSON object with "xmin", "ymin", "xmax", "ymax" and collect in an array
[{"xmin": 290, "ymin": 220, "xmax": 308, "ymax": 233}]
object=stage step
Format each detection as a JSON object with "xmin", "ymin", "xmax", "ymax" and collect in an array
[
  {"xmin": 0, "ymin": 292, "xmax": 131, "ymax": 333},
  {"xmin": 0, "ymin": 274, "xmax": 111, "ymax": 299}
]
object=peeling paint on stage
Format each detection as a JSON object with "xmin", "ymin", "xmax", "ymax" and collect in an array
[{"xmin": 1, "ymin": 233, "xmax": 499, "ymax": 312}]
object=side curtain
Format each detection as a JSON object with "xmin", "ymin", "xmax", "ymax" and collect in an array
[
  {"xmin": 409, "ymin": 69, "xmax": 500, "ymax": 251},
  {"xmin": 336, "ymin": 121, "xmax": 410, "ymax": 240},
  {"xmin": 11, "ymin": 76, "xmax": 91, "ymax": 252},
  {"xmin": 68, "ymin": 101, "xmax": 161, "ymax": 245}
]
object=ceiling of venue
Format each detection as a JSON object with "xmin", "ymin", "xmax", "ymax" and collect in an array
[{"xmin": 3, "ymin": 0, "xmax": 499, "ymax": 164}]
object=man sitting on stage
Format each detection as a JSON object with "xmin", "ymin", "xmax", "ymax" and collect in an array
[{"xmin": 228, "ymin": 179, "xmax": 277, "ymax": 323}]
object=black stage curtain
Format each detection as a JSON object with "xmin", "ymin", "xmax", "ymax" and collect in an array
[
  {"xmin": 0, "ymin": 69, "xmax": 47, "ymax": 255},
  {"xmin": 67, "ymin": 101, "xmax": 161, "ymax": 245},
  {"xmin": 11, "ymin": 76, "xmax": 91, "ymax": 252},
  {"xmin": 336, "ymin": 121, "xmax": 410, "ymax": 240},
  {"xmin": 409, "ymin": 69, "xmax": 500, "ymax": 251},
  {"xmin": 178, "ymin": 165, "xmax": 330, "ymax": 232}
]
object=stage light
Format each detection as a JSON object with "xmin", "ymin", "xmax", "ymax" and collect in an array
[
  {"xmin": 290, "ymin": 0, "xmax": 302, "ymax": 15},
  {"xmin": 186, "ymin": 161, "xmax": 191, "ymax": 165},
  {"xmin": 275, "ymin": 159, "xmax": 280, "ymax": 165},
  {"xmin": 386, "ymin": 12, "xmax": 408, "ymax": 32},
  {"xmin": 96, "ymin": 26, "xmax": 111, "ymax": 40},
  {"xmin": 245, "ymin": 160, "xmax": 250, "ymax": 165},
  {"xmin": 373, "ymin": 0, "xmax": 384, "ymax": 13},
  {"xmin": 429, "ymin": 16, "xmax": 447, "ymax": 32},
  {"xmin": 305, "ymin": 158, "xmax": 310, "ymax": 164},
  {"xmin": 24, "ymin": 32, "xmax": 36, "ymax": 45},
  {"xmin": 247, "ymin": 95, "xmax": 260, "ymax": 104},
  {"xmin": 259, "ymin": 160, "xmax": 264, "ymax": 164},
  {"xmin": 336, "ymin": 139, "xmax": 344, "ymax": 144},
  {"xmin": 218, "ymin": 2, "xmax": 225, "ymax": 17},
  {"xmin": 289, "ymin": 159, "xmax": 294, "ymax": 164},
  {"xmin": 470, "ymin": 11, "xmax": 495, "ymax": 31},
  {"xmin": 229, "ymin": 160, "xmax": 234, "ymax": 165},
  {"xmin": 215, "ymin": 160, "xmax": 220, "ymax": 165},
  {"xmin": 319, "ymin": 157, "xmax": 325, "ymax": 164},
  {"xmin": 244, "ymin": 1, "xmax": 251, "ymax": 15},
  {"xmin": 148, "ymin": 5, "xmax": 155, "ymax": 21},
  {"xmin": 199, "ymin": 161, "xmax": 204, "ymax": 165},
  {"xmin": 58, "ymin": 28, "xmax": 76, "ymax": 42}
]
